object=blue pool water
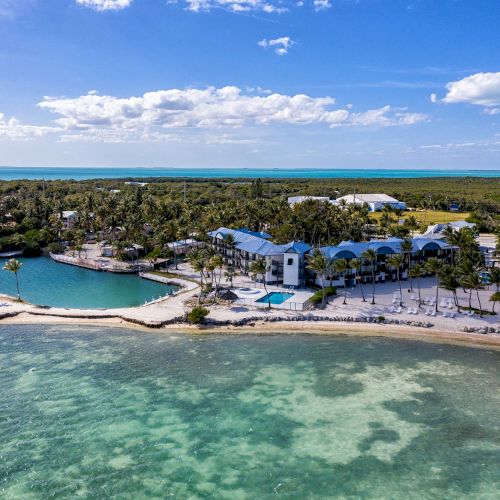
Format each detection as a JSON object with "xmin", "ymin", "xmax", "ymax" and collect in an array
[
  {"xmin": 0, "ymin": 257, "xmax": 178, "ymax": 309},
  {"xmin": 0, "ymin": 166, "xmax": 498, "ymax": 180},
  {"xmin": 257, "ymin": 291, "xmax": 295, "ymax": 304}
]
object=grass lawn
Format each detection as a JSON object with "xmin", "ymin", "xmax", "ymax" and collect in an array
[{"xmin": 370, "ymin": 210, "xmax": 470, "ymax": 225}]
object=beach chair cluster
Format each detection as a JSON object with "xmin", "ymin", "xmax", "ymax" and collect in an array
[
  {"xmin": 440, "ymin": 298, "xmax": 455, "ymax": 309},
  {"xmin": 388, "ymin": 305, "xmax": 418, "ymax": 315},
  {"xmin": 424, "ymin": 308, "xmax": 437, "ymax": 317},
  {"xmin": 423, "ymin": 296, "xmax": 436, "ymax": 306}
]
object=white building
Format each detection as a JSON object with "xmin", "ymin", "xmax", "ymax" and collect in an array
[
  {"xmin": 423, "ymin": 221, "xmax": 475, "ymax": 238},
  {"xmin": 288, "ymin": 196, "xmax": 332, "ymax": 207},
  {"xmin": 208, "ymin": 228, "xmax": 310, "ymax": 288},
  {"xmin": 336, "ymin": 194, "xmax": 406, "ymax": 212},
  {"xmin": 60, "ymin": 210, "xmax": 78, "ymax": 230}
]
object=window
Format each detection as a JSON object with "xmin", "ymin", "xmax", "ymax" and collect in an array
[{"xmin": 287, "ymin": 258, "xmax": 294, "ymax": 266}]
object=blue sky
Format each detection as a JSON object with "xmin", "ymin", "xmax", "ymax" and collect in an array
[{"xmin": 0, "ymin": 0, "xmax": 499, "ymax": 169}]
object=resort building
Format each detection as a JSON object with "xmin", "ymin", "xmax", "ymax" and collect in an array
[
  {"xmin": 336, "ymin": 194, "xmax": 406, "ymax": 212},
  {"xmin": 423, "ymin": 221, "xmax": 475, "ymax": 238},
  {"xmin": 288, "ymin": 196, "xmax": 332, "ymax": 207},
  {"xmin": 208, "ymin": 228, "xmax": 455, "ymax": 291},
  {"xmin": 208, "ymin": 228, "xmax": 310, "ymax": 288},
  {"xmin": 316, "ymin": 237, "xmax": 453, "ymax": 288},
  {"xmin": 60, "ymin": 210, "xmax": 78, "ymax": 230},
  {"xmin": 167, "ymin": 238, "xmax": 203, "ymax": 255}
]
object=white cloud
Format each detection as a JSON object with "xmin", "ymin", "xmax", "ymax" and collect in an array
[
  {"xmin": 441, "ymin": 72, "xmax": 500, "ymax": 107},
  {"xmin": 35, "ymin": 87, "xmax": 426, "ymax": 142},
  {"xmin": 483, "ymin": 107, "xmax": 500, "ymax": 116},
  {"xmin": 429, "ymin": 93, "xmax": 437, "ymax": 103},
  {"xmin": 0, "ymin": 113, "xmax": 59, "ymax": 141},
  {"xmin": 258, "ymin": 36, "xmax": 295, "ymax": 56},
  {"xmin": 313, "ymin": 0, "xmax": 331, "ymax": 11},
  {"xmin": 0, "ymin": 0, "xmax": 35, "ymax": 19},
  {"xmin": 76, "ymin": 0, "xmax": 132, "ymax": 11},
  {"xmin": 176, "ymin": 0, "xmax": 334, "ymax": 13}
]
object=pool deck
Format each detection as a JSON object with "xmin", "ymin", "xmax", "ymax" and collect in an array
[{"xmin": 235, "ymin": 288, "xmax": 314, "ymax": 311}]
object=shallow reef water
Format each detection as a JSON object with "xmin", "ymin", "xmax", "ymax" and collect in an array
[{"xmin": 0, "ymin": 325, "xmax": 499, "ymax": 498}]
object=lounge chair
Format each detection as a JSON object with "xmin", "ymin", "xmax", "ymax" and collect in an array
[
  {"xmin": 430, "ymin": 310, "xmax": 437, "ymax": 317},
  {"xmin": 407, "ymin": 308, "xmax": 413, "ymax": 314},
  {"xmin": 396, "ymin": 306, "xmax": 402, "ymax": 314},
  {"xmin": 443, "ymin": 311, "xmax": 449, "ymax": 318},
  {"xmin": 410, "ymin": 294, "xmax": 416, "ymax": 301}
]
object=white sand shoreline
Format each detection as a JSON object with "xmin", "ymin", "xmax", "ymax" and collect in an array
[{"xmin": 2, "ymin": 310, "xmax": 500, "ymax": 351}]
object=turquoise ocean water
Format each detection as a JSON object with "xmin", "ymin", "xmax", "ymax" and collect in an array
[
  {"xmin": 0, "ymin": 325, "xmax": 499, "ymax": 498},
  {"xmin": 0, "ymin": 257, "xmax": 176, "ymax": 308},
  {"xmin": 0, "ymin": 167, "xmax": 498, "ymax": 180}
]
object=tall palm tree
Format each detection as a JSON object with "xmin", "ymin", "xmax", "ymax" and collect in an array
[
  {"xmin": 361, "ymin": 248, "xmax": 377, "ymax": 304},
  {"xmin": 387, "ymin": 254, "xmax": 404, "ymax": 307},
  {"xmin": 224, "ymin": 266, "xmax": 235, "ymax": 289},
  {"xmin": 250, "ymin": 259, "xmax": 270, "ymax": 308},
  {"xmin": 3, "ymin": 258, "xmax": 22, "ymax": 301},
  {"xmin": 409, "ymin": 262, "xmax": 424, "ymax": 307},
  {"xmin": 400, "ymin": 237, "xmax": 414, "ymax": 291},
  {"xmin": 307, "ymin": 249, "xmax": 330, "ymax": 306},
  {"xmin": 489, "ymin": 267, "xmax": 500, "ymax": 293},
  {"xmin": 425, "ymin": 257, "xmax": 442, "ymax": 312},
  {"xmin": 334, "ymin": 258, "xmax": 349, "ymax": 305},
  {"xmin": 489, "ymin": 291, "xmax": 500, "ymax": 314},
  {"xmin": 439, "ymin": 264, "xmax": 461, "ymax": 312},
  {"xmin": 461, "ymin": 272, "xmax": 484, "ymax": 317},
  {"xmin": 349, "ymin": 258, "xmax": 366, "ymax": 302}
]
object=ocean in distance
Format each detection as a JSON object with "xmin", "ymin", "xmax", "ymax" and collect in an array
[{"xmin": 1, "ymin": 166, "xmax": 499, "ymax": 180}]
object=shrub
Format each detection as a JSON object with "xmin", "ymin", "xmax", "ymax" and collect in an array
[
  {"xmin": 187, "ymin": 306, "xmax": 209, "ymax": 324},
  {"xmin": 377, "ymin": 316, "xmax": 386, "ymax": 323},
  {"xmin": 48, "ymin": 241, "xmax": 65, "ymax": 254},
  {"xmin": 310, "ymin": 286, "xmax": 337, "ymax": 305}
]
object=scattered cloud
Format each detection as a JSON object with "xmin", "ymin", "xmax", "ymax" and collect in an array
[
  {"xmin": 313, "ymin": 0, "xmax": 331, "ymax": 11},
  {"xmin": 2, "ymin": 87, "xmax": 426, "ymax": 143},
  {"xmin": 0, "ymin": 113, "xmax": 59, "ymax": 141},
  {"xmin": 430, "ymin": 93, "xmax": 437, "ymax": 103},
  {"xmin": 0, "ymin": 0, "xmax": 36, "ymax": 19},
  {"xmin": 172, "ymin": 0, "xmax": 333, "ymax": 14},
  {"xmin": 75, "ymin": 0, "xmax": 132, "ymax": 11},
  {"xmin": 258, "ymin": 36, "xmax": 295, "ymax": 56},
  {"xmin": 441, "ymin": 72, "xmax": 500, "ymax": 108},
  {"xmin": 35, "ymin": 87, "xmax": 426, "ymax": 143}
]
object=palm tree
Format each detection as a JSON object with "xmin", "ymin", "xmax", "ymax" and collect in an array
[
  {"xmin": 361, "ymin": 248, "xmax": 377, "ymax": 304},
  {"xmin": 250, "ymin": 259, "xmax": 270, "ymax": 308},
  {"xmin": 400, "ymin": 238, "xmax": 413, "ymax": 291},
  {"xmin": 489, "ymin": 267, "xmax": 500, "ymax": 293},
  {"xmin": 224, "ymin": 266, "xmax": 235, "ymax": 289},
  {"xmin": 350, "ymin": 258, "xmax": 366, "ymax": 302},
  {"xmin": 489, "ymin": 291, "xmax": 500, "ymax": 314},
  {"xmin": 409, "ymin": 262, "xmax": 424, "ymax": 307},
  {"xmin": 3, "ymin": 258, "xmax": 22, "ymax": 300},
  {"xmin": 425, "ymin": 257, "xmax": 441, "ymax": 313},
  {"xmin": 462, "ymin": 272, "xmax": 484, "ymax": 317},
  {"xmin": 307, "ymin": 249, "xmax": 331, "ymax": 306},
  {"xmin": 334, "ymin": 258, "xmax": 349, "ymax": 305},
  {"xmin": 439, "ymin": 264, "xmax": 461, "ymax": 312},
  {"xmin": 387, "ymin": 254, "xmax": 404, "ymax": 307}
]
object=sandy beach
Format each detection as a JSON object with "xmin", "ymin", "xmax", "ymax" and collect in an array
[{"xmin": 1, "ymin": 270, "xmax": 498, "ymax": 350}]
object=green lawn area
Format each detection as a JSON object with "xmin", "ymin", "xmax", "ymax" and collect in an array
[{"xmin": 370, "ymin": 210, "xmax": 470, "ymax": 225}]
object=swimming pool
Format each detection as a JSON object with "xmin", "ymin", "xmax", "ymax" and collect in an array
[{"xmin": 256, "ymin": 292, "xmax": 295, "ymax": 305}]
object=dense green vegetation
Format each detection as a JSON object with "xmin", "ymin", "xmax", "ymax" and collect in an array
[{"xmin": 0, "ymin": 177, "xmax": 498, "ymax": 258}]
